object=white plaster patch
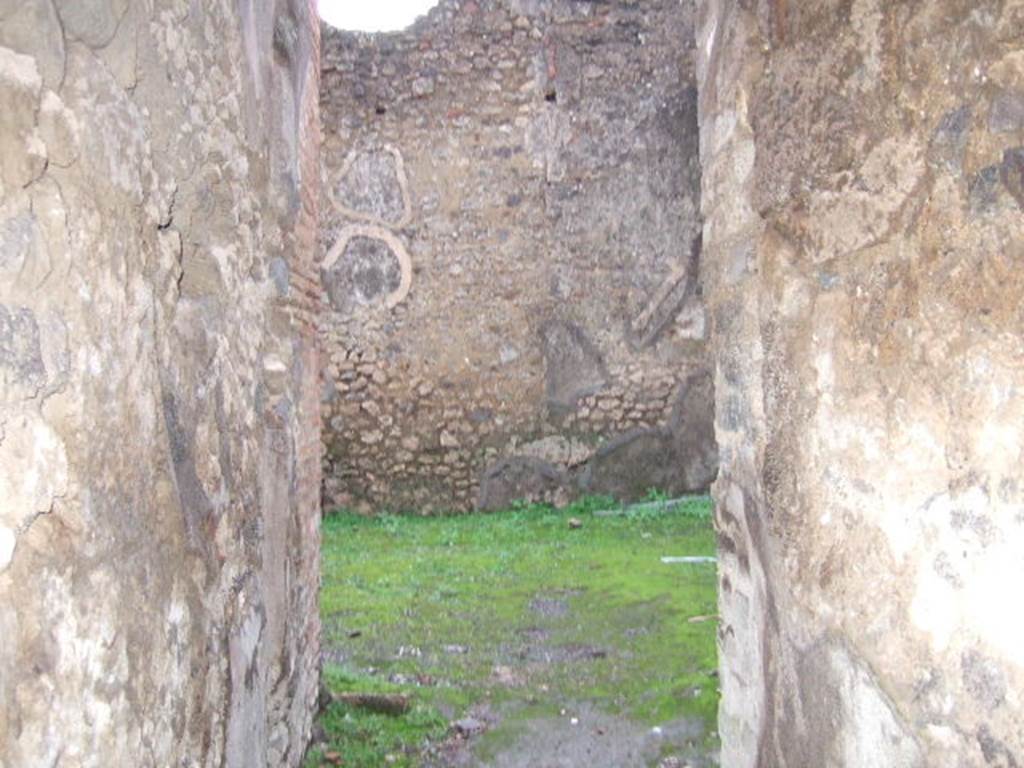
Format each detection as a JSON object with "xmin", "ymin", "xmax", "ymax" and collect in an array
[
  {"xmin": 704, "ymin": 18, "xmax": 717, "ymax": 63},
  {"xmin": 924, "ymin": 723, "xmax": 959, "ymax": 751},
  {"xmin": 0, "ymin": 412, "xmax": 68, "ymax": 532},
  {"xmin": 912, "ymin": 541, "xmax": 1024, "ymax": 669},
  {"xmin": 879, "ymin": 421, "xmax": 947, "ymax": 559},
  {"xmin": 814, "ymin": 388, "xmax": 956, "ymax": 564},
  {"xmin": 832, "ymin": 646, "xmax": 922, "ymax": 767},
  {"xmin": 19, "ymin": 569, "xmax": 134, "ymax": 763},
  {"xmin": 910, "ymin": 486, "xmax": 1024, "ymax": 666},
  {"xmin": 70, "ymin": 61, "xmax": 151, "ymax": 203},
  {"xmin": 710, "ymin": 110, "xmax": 738, "ymax": 157},
  {"xmin": 969, "ymin": 368, "xmax": 1023, "ymax": 479},
  {"xmin": 813, "ymin": 342, "xmax": 835, "ymax": 394},
  {"xmin": 965, "ymin": 545, "xmax": 1024, "ymax": 669},
  {"xmin": 210, "ymin": 245, "xmax": 235, "ymax": 292},
  {"xmin": 909, "ymin": 559, "xmax": 958, "ymax": 651},
  {"xmin": 263, "ymin": 355, "xmax": 288, "ymax": 373},
  {"xmin": 39, "ymin": 90, "xmax": 80, "ymax": 168},
  {"xmin": 0, "ymin": 44, "xmax": 43, "ymax": 92}
]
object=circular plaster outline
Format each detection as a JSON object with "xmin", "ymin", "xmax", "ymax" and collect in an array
[
  {"xmin": 323, "ymin": 224, "xmax": 413, "ymax": 310},
  {"xmin": 328, "ymin": 145, "xmax": 413, "ymax": 229}
]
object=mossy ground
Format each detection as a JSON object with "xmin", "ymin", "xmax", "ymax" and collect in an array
[{"xmin": 305, "ymin": 495, "xmax": 719, "ymax": 767}]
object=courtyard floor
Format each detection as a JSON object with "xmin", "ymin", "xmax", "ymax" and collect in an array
[{"xmin": 305, "ymin": 495, "xmax": 720, "ymax": 768}]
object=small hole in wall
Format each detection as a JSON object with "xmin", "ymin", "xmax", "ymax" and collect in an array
[
  {"xmin": 544, "ymin": 89, "xmax": 558, "ymax": 103},
  {"xmin": 375, "ymin": 105, "xmax": 387, "ymax": 116}
]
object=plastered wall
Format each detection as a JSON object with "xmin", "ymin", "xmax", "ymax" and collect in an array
[
  {"xmin": 0, "ymin": 1, "xmax": 322, "ymax": 764},
  {"xmin": 698, "ymin": 0, "xmax": 1024, "ymax": 765}
]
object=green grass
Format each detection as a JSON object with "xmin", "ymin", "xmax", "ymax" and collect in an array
[
  {"xmin": 304, "ymin": 667, "xmax": 448, "ymax": 767},
  {"xmin": 306, "ymin": 495, "xmax": 719, "ymax": 767}
]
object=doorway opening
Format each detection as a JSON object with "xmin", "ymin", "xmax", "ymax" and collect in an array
[{"xmin": 311, "ymin": 1, "xmax": 719, "ymax": 765}]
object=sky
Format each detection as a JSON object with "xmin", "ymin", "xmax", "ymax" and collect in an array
[{"xmin": 318, "ymin": 0, "xmax": 438, "ymax": 32}]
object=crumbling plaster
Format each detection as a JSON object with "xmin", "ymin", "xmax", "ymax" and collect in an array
[
  {"xmin": 698, "ymin": 0, "xmax": 1024, "ymax": 765},
  {"xmin": 0, "ymin": 0, "xmax": 322, "ymax": 764}
]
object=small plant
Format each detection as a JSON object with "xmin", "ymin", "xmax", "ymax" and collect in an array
[
  {"xmin": 377, "ymin": 513, "xmax": 402, "ymax": 535},
  {"xmin": 643, "ymin": 487, "xmax": 671, "ymax": 503}
]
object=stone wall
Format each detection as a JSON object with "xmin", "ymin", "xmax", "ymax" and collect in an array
[
  {"xmin": 0, "ymin": 1, "xmax": 322, "ymax": 765},
  {"xmin": 319, "ymin": 0, "xmax": 717, "ymax": 513},
  {"xmin": 698, "ymin": 0, "xmax": 1024, "ymax": 765}
]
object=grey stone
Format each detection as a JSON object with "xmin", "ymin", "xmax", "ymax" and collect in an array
[
  {"xmin": 412, "ymin": 76, "xmax": 435, "ymax": 97},
  {"xmin": 55, "ymin": 0, "xmax": 128, "ymax": 48},
  {"xmin": 989, "ymin": 91, "xmax": 1024, "ymax": 134},
  {"xmin": 667, "ymin": 371, "xmax": 718, "ymax": 491},
  {"xmin": 323, "ymin": 236, "xmax": 403, "ymax": 312},
  {"xmin": 269, "ymin": 257, "xmax": 290, "ymax": 296},
  {"xmin": 1000, "ymin": 146, "xmax": 1024, "ymax": 209},
  {"xmin": 968, "ymin": 165, "xmax": 1002, "ymax": 215},
  {"xmin": 578, "ymin": 428, "xmax": 678, "ymax": 501},
  {"xmin": 961, "ymin": 650, "xmax": 1007, "ymax": 711},
  {"xmin": 333, "ymin": 149, "xmax": 407, "ymax": 224},
  {"xmin": 477, "ymin": 456, "xmax": 566, "ymax": 511},
  {"xmin": 454, "ymin": 716, "xmax": 486, "ymax": 735},
  {"xmin": 0, "ymin": 304, "xmax": 45, "ymax": 401},
  {"xmin": 930, "ymin": 105, "xmax": 972, "ymax": 172}
]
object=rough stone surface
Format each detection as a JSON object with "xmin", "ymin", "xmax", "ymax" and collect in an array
[
  {"xmin": 477, "ymin": 455, "xmax": 567, "ymax": 512},
  {"xmin": 578, "ymin": 428, "xmax": 680, "ymax": 500},
  {"xmin": 698, "ymin": 0, "xmax": 1024, "ymax": 765},
  {"xmin": 319, "ymin": 0, "xmax": 717, "ymax": 513},
  {"xmin": 578, "ymin": 371, "xmax": 717, "ymax": 500},
  {"xmin": 0, "ymin": 1, "xmax": 322, "ymax": 765}
]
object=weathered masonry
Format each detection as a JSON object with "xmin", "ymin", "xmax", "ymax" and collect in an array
[
  {"xmin": 0, "ymin": 0, "xmax": 1022, "ymax": 766},
  {"xmin": 318, "ymin": 0, "xmax": 718, "ymax": 513},
  {"xmin": 700, "ymin": 1, "xmax": 1024, "ymax": 765},
  {"xmin": 0, "ymin": 0, "xmax": 322, "ymax": 764}
]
